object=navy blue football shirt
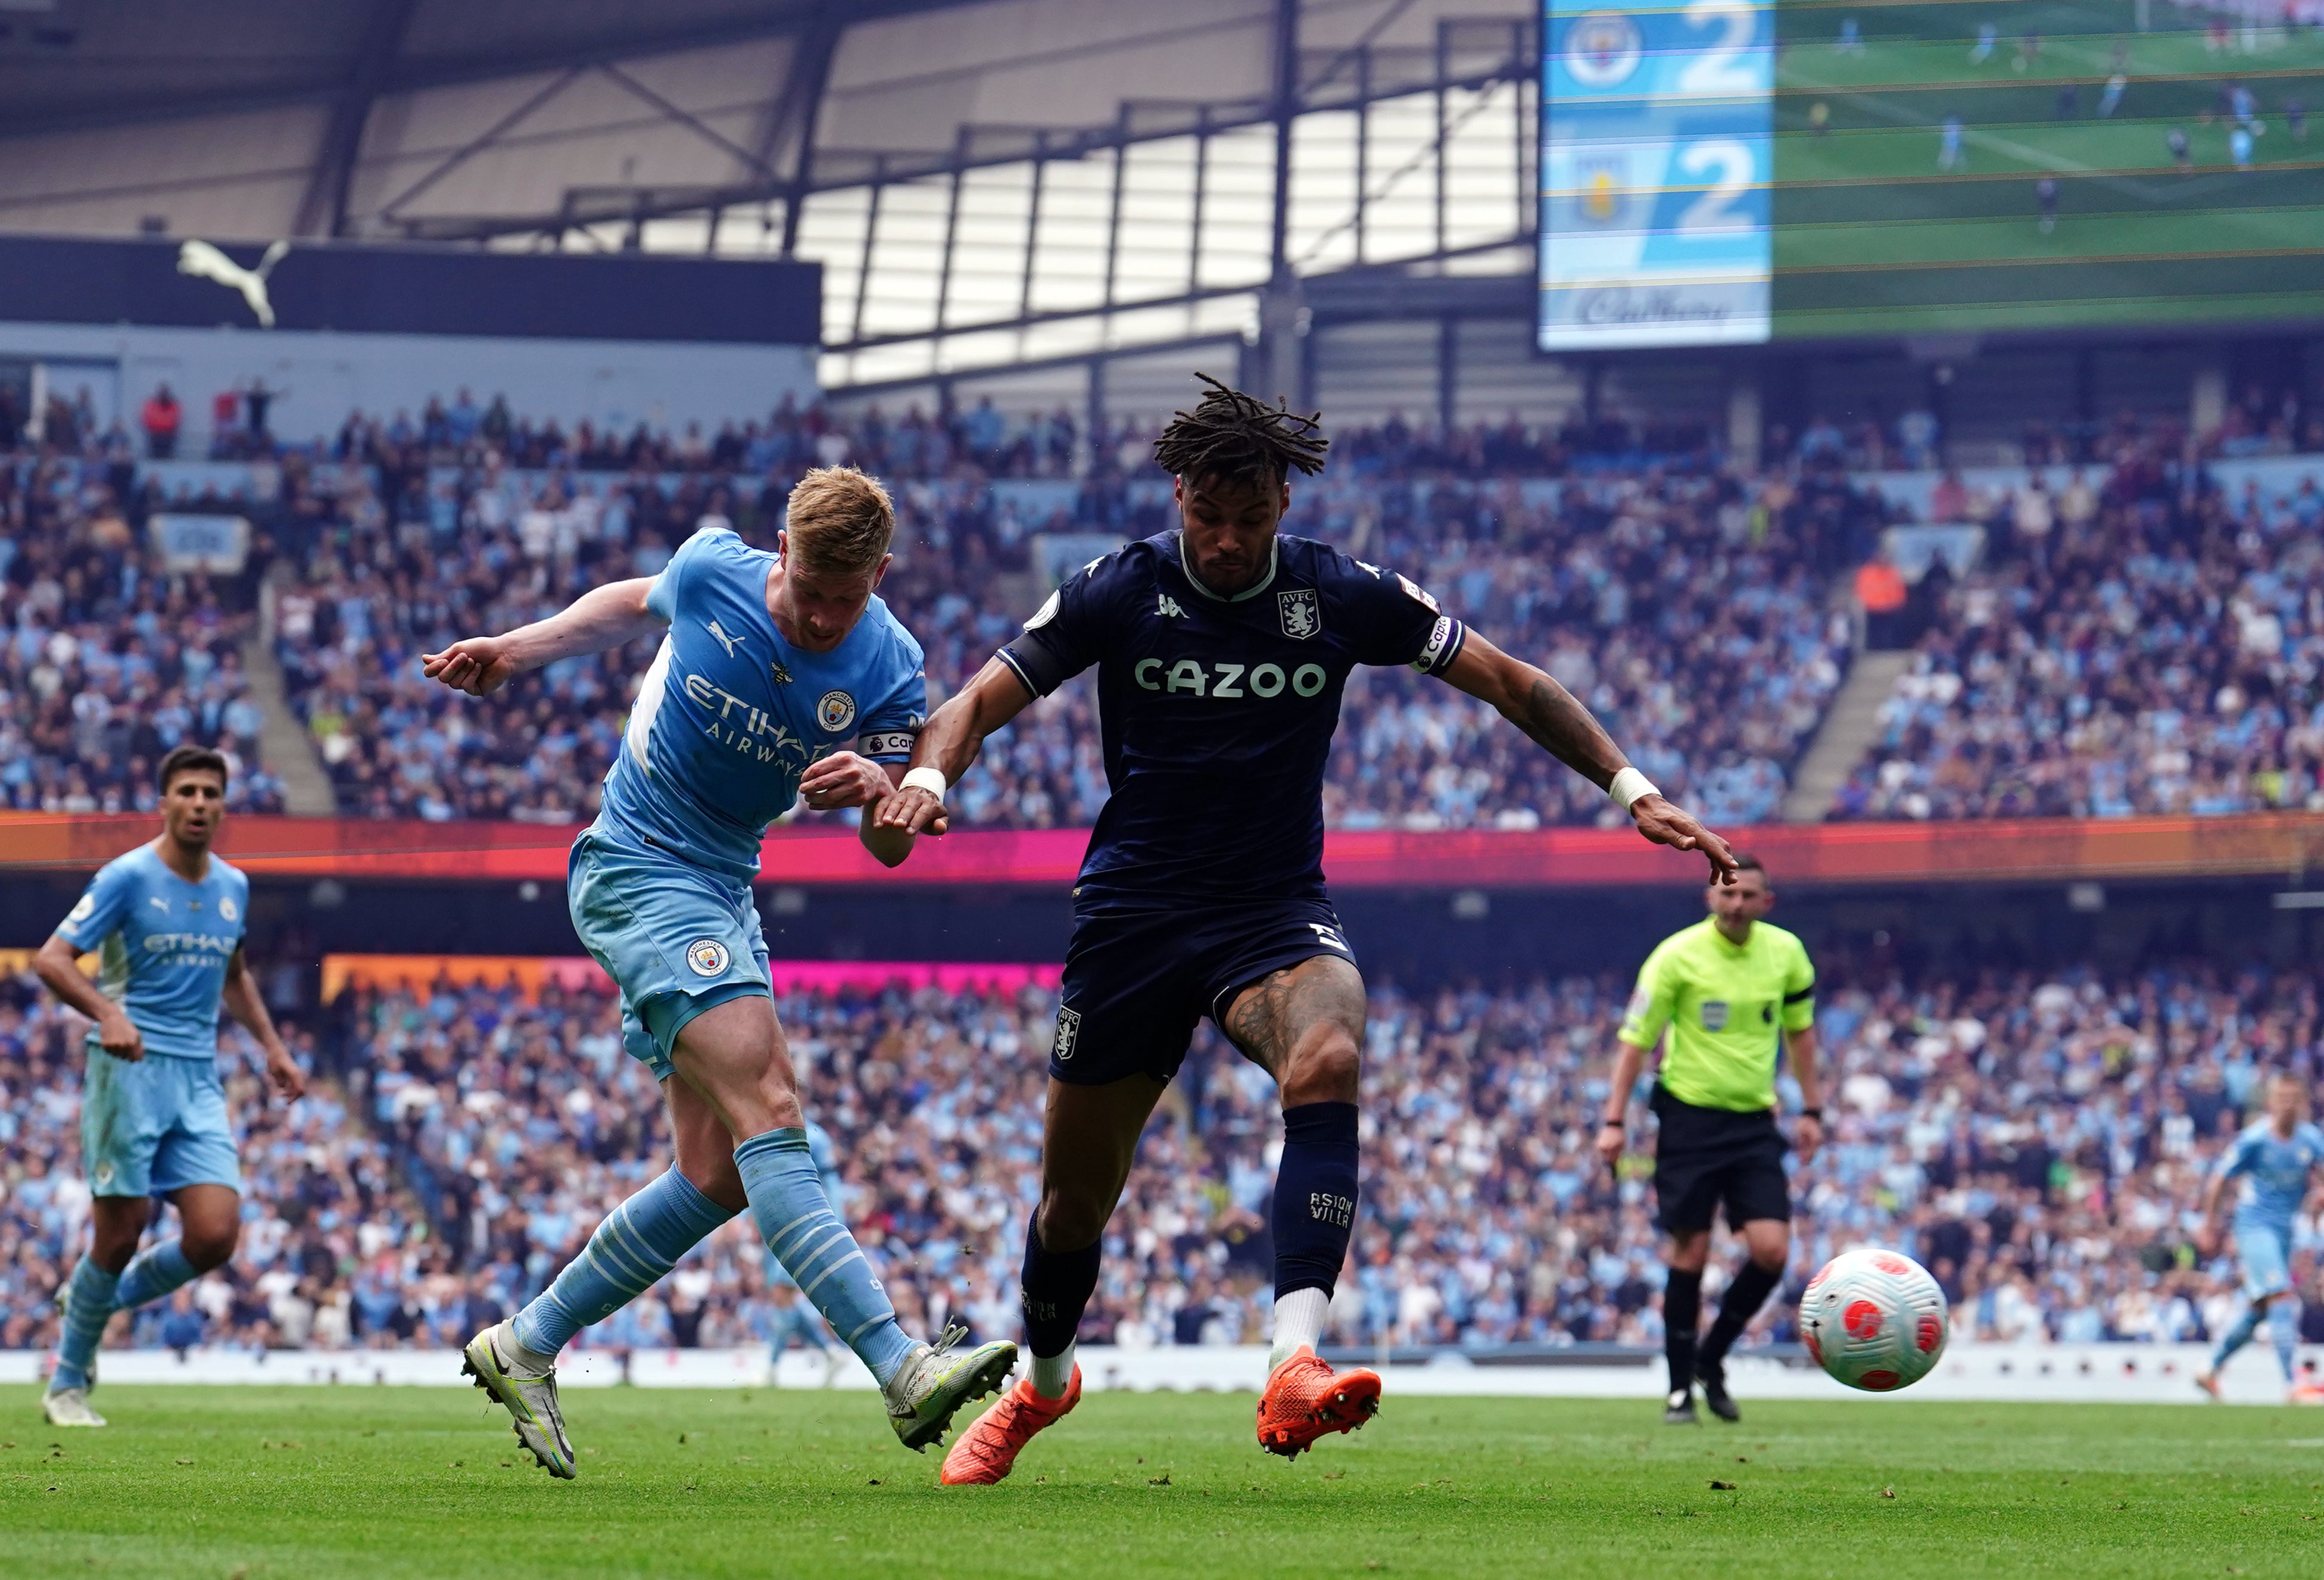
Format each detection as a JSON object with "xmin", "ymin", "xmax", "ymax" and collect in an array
[{"xmin": 997, "ymin": 530, "xmax": 1464, "ymax": 905}]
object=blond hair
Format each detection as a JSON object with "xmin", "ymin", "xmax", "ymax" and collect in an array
[{"xmin": 784, "ymin": 466, "xmax": 896, "ymax": 576}]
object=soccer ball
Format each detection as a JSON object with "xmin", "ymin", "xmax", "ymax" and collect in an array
[{"xmin": 1798, "ymin": 1248, "xmax": 1948, "ymax": 1392}]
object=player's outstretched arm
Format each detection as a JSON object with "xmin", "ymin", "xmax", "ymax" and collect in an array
[
  {"xmin": 33, "ymin": 932, "xmax": 142, "ymax": 1061},
  {"xmin": 1438, "ymin": 630, "xmax": 1739, "ymax": 883},
  {"xmin": 421, "ymin": 577, "xmax": 664, "ymax": 697},
  {"xmin": 223, "ymin": 945, "xmax": 306, "ymax": 1102},
  {"xmin": 870, "ymin": 657, "xmax": 1036, "ymax": 836}
]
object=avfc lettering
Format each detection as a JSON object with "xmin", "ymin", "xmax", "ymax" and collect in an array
[{"xmin": 1133, "ymin": 658, "xmax": 1328, "ymax": 699}]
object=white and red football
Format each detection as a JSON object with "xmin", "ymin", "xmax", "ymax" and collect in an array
[{"xmin": 1798, "ymin": 1247, "xmax": 1948, "ymax": 1392}]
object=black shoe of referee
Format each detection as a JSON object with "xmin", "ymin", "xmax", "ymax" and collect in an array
[
  {"xmin": 1696, "ymin": 1357, "xmax": 1740, "ymax": 1422},
  {"xmin": 1662, "ymin": 1389, "xmax": 1699, "ymax": 1425}
]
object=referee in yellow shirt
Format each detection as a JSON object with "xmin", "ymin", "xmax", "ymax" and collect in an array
[{"xmin": 1595, "ymin": 854, "xmax": 1823, "ymax": 1425}]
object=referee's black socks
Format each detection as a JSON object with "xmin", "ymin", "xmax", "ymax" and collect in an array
[
  {"xmin": 1701, "ymin": 1259, "xmax": 1783, "ymax": 1366},
  {"xmin": 1662, "ymin": 1267, "xmax": 1702, "ymax": 1396}
]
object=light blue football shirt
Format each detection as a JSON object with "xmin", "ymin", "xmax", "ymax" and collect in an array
[
  {"xmin": 2216, "ymin": 1118, "xmax": 2324, "ymax": 1225},
  {"xmin": 53, "ymin": 843, "xmax": 249, "ymax": 1060},
  {"xmin": 597, "ymin": 526, "xmax": 927, "ymax": 880}
]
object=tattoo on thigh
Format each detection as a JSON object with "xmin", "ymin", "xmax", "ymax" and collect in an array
[{"xmin": 1225, "ymin": 956, "xmax": 1366, "ymax": 1072}]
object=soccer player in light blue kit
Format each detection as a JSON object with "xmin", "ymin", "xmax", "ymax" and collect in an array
[
  {"xmin": 34, "ymin": 744, "xmax": 307, "ymax": 1427},
  {"xmin": 2195, "ymin": 1072, "xmax": 2324, "ymax": 1403},
  {"xmin": 422, "ymin": 467, "xmax": 1015, "ymax": 1476}
]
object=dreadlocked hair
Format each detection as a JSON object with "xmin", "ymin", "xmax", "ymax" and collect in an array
[{"xmin": 1151, "ymin": 373, "xmax": 1330, "ymax": 489}]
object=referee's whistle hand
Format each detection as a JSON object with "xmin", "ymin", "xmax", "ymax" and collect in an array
[
  {"xmin": 1627, "ymin": 794, "xmax": 1740, "ymax": 884},
  {"xmin": 1593, "ymin": 1123, "xmax": 1626, "ymax": 1170}
]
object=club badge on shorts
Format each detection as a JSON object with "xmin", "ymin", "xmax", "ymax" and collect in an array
[
  {"xmin": 817, "ymin": 690, "xmax": 857, "ymax": 733},
  {"xmin": 685, "ymin": 938, "xmax": 732, "ymax": 977},
  {"xmin": 1053, "ymin": 1006, "xmax": 1083, "ymax": 1061}
]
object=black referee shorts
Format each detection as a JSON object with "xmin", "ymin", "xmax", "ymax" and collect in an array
[{"xmin": 1649, "ymin": 1084, "xmax": 1791, "ymax": 1235}]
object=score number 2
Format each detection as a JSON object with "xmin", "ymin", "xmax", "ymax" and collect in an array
[{"xmin": 1677, "ymin": 0, "xmax": 1760, "ymax": 93}]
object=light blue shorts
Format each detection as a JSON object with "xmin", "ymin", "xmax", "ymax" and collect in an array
[
  {"xmin": 81, "ymin": 1048, "xmax": 242, "ymax": 1198},
  {"xmin": 2236, "ymin": 1216, "xmax": 2294, "ymax": 1301},
  {"xmin": 568, "ymin": 827, "xmax": 769, "ymax": 1083}
]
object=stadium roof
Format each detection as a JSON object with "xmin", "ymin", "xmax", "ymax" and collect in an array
[{"xmin": 0, "ymin": 1, "xmax": 1534, "ymax": 390}]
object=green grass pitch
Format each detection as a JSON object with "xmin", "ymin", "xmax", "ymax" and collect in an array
[
  {"xmin": 1767, "ymin": 1, "xmax": 2324, "ymax": 333},
  {"xmin": 7, "ymin": 1387, "xmax": 2324, "ymax": 1578}
]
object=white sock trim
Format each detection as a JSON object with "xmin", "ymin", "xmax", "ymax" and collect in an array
[
  {"xmin": 1031, "ymin": 1342, "xmax": 1075, "ymax": 1399},
  {"xmin": 1269, "ymin": 1287, "xmax": 1331, "ymax": 1370}
]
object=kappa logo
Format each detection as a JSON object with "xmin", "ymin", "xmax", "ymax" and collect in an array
[
  {"xmin": 704, "ymin": 619, "xmax": 746, "ymax": 657},
  {"xmin": 1157, "ymin": 593, "xmax": 1186, "ymax": 619},
  {"xmin": 685, "ymin": 938, "xmax": 732, "ymax": 978},
  {"xmin": 1702, "ymin": 1000, "xmax": 1729, "ymax": 1031},
  {"xmin": 816, "ymin": 690, "xmax": 857, "ymax": 734},
  {"xmin": 1278, "ymin": 588, "xmax": 1322, "ymax": 640},
  {"xmin": 1053, "ymin": 1006, "xmax": 1083, "ymax": 1062}
]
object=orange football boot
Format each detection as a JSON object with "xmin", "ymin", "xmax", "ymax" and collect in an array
[
  {"xmin": 1255, "ymin": 1346, "xmax": 1381, "ymax": 1457},
  {"xmin": 940, "ymin": 1367, "xmax": 1081, "ymax": 1485}
]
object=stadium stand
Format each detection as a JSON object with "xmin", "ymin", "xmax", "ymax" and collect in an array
[
  {"xmin": 10, "ymin": 956, "xmax": 2320, "ymax": 1357},
  {"xmin": 0, "ymin": 444, "xmax": 286, "ymax": 814}
]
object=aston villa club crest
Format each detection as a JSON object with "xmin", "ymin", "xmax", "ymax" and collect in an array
[
  {"xmin": 1278, "ymin": 588, "xmax": 1322, "ymax": 640},
  {"xmin": 1053, "ymin": 1006, "xmax": 1083, "ymax": 1062},
  {"xmin": 1576, "ymin": 151, "xmax": 1629, "ymax": 226}
]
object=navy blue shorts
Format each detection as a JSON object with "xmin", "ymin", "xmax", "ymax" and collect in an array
[{"xmin": 1050, "ymin": 898, "xmax": 1356, "ymax": 1085}]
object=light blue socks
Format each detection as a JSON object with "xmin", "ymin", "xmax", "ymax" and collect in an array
[
  {"xmin": 511, "ymin": 1168, "xmax": 737, "ymax": 1356},
  {"xmin": 737, "ymin": 1128, "xmax": 916, "ymax": 1385},
  {"xmin": 50, "ymin": 1256, "xmax": 118, "ymax": 1394},
  {"xmin": 2212, "ymin": 1302, "xmax": 2265, "ymax": 1370},
  {"xmin": 114, "ymin": 1241, "xmax": 199, "ymax": 1312},
  {"xmin": 2269, "ymin": 1298, "xmax": 2301, "ymax": 1383}
]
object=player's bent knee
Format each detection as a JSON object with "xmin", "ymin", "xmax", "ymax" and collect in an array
[
  {"xmin": 1034, "ymin": 1192, "xmax": 1109, "ymax": 1254},
  {"xmin": 1283, "ymin": 1029, "xmax": 1361, "ymax": 1105},
  {"xmin": 183, "ymin": 1227, "xmax": 239, "ymax": 1270}
]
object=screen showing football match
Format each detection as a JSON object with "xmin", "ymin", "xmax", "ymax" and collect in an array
[{"xmin": 1540, "ymin": 0, "xmax": 2324, "ymax": 348}]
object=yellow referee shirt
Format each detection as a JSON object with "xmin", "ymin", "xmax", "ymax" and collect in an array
[{"xmin": 1617, "ymin": 917, "xmax": 1815, "ymax": 1113}]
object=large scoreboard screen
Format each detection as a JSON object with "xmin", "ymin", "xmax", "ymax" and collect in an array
[{"xmin": 1539, "ymin": 1, "xmax": 2324, "ymax": 349}]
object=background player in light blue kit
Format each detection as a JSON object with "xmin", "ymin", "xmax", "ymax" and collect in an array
[
  {"xmin": 422, "ymin": 466, "xmax": 1015, "ymax": 1478},
  {"xmin": 2195, "ymin": 1072, "xmax": 2324, "ymax": 1403},
  {"xmin": 33, "ymin": 744, "xmax": 307, "ymax": 1428}
]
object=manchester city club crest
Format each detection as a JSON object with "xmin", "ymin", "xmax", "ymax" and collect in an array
[
  {"xmin": 816, "ymin": 689, "xmax": 857, "ymax": 733},
  {"xmin": 685, "ymin": 938, "xmax": 732, "ymax": 977},
  {"xmin": 1564, "ymin": 10, "xmax": 1642, "ymax": 89},
  {"xmin": 1278, "ymin": 588, "xmax": 1322, "ymax": 640}
]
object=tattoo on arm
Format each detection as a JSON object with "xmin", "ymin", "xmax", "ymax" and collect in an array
[{"xmin": 1509, "ymin": 673, "xmax": 1625, "ymax": 788}]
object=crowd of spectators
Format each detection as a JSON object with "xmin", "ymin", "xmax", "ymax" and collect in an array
[
  {"xmin": 10, "ymin": 951, "xmax": 2320, "ymax": 1361},
  {"xmin": 16, "ymin": 377, "xmax": 2324, "ymax": 831},
  {"xmin": 1835, "ymin": 448, "xmax": 2324, "ymax": 819},
  {"xmin": 251, "ymin": 394, "xmax": 1880, "ymax": 830},
  {"xmin": 0, "ymin": 442, "xmax": 286, "ymax": 814},
  {"xmin": 0, "ymin": 967, "xmax": 420, "ymax": 1353}
]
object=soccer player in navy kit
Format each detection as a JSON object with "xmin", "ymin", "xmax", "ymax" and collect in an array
[
  {"xmin": 875, "ymin": 378, "xmax": 1737, "ymax": 1481},
  {"xmin": 35, "ymin": 744, "xmax": 305, "ymax": 1427}
]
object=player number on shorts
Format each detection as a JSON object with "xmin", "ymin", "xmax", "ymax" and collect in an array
[{"xmin": 1309, "ymin": 923, "xmax": 1350, "ymax": 954}]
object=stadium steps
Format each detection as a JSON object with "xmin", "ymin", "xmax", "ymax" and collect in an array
[
  {"xmin": 244, "ymin": 576, "xmax": 339, "ymax": 816},
  {"xmin": 1779, "ymin": 650, "xmax": 1914, "ymax": 823}
]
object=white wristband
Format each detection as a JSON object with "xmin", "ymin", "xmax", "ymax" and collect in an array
[
  {"xmin": 900, "ymin": 766, "xmax": 949, "ymax": 804},
  {"xmin": 1608, "ymin": 766, "xmax": 1659, "ymax": 810}
]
